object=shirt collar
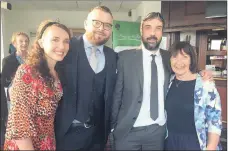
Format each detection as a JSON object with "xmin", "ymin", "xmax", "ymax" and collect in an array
[
  {"xmin": 83, "ymin": 34, "xmax": 104, "ymax": 53},
  {"xmin": 16, "ymin": 55, "xmax": 24, "ymax": 64},
  {"xmin": 141, "ymin": 43, "xmax": 160, "ymax": 57}
]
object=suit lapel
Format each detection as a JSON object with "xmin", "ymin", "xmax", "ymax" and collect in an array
[
  {"xmin": 134, "ymin": 50, "xmax": 144, "ymax": 90},
  {"xmin": 12, "ymin": 52, "xmax": 20, "ymax": 66},
  {"xmin": 103, "ymin": 47, "xmax": 110, "ymax": 101},
  {"xmin": 72, "ymin": 36, "xmax": 84, "ymax": 92},
  {"xmin": 160, "ymin": 49, "xmax": 171, "ymax": 97}
]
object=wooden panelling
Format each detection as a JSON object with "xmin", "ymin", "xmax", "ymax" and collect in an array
[
  {"xmin": 169, "ymin": 32, "xmax": 180, "ymax": 47},
  {"xmin": 196, "ymin": 31, "xmax": 208, "ymax": 70},
  {"xmin": 161, "ymin": 1, "xmax": 170, "ymax": 28},
  {"xmin": 169, "ymin": 2, "xmax": 185, "ymax": 27},
  {"xmin": 207, "ymin": 50, "xmax": 227, "ymax": 56},
  {"xmin": 185, "ymin": 1, "xmax": 205, "ymax": 15},
  {"xmin": 161, "ymin": 1, "xmax": 227, "ymax": 31}
]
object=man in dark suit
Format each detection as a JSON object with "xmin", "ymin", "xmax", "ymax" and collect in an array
[
  {"xmin": 111, "ymin": 12, "xmax": 170, "ymax": 150},
  {"xmin": 55, "ymin": 6, "xmax": 117, "ymax": 150},
  {"xmin": 111, "ymin": 12, "xmax": 212, "ymax": 150}
]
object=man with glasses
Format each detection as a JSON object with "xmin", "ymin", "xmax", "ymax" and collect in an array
[{"xmin": 55, "ymin": 6, "xmax": 117, "ymax": 150}]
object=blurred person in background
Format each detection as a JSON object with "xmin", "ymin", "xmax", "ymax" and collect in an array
[
  {"xmin": 2, "ymin": 32, "xmax": 30, "ymax": 88},
  {"xmin": 8, "ymin": 43, "xmax": 16, "ymax": 54}
]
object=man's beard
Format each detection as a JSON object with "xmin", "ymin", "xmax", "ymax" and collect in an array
[
  {"xmin": 142, "ymin": 35, "xmax": 162, "ymax": 51},
  {"xmin": 86, "ymin": 32, "xmax": 109, "ymax": 46}
]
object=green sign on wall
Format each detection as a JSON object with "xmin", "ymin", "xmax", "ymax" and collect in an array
[{"xmin": 112, "ymin": 20, "xmax": 141, "ymax": 49}]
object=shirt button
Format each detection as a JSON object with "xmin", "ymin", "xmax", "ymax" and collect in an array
[
  {"xmin": 138, "ymin": 101, "xmax": 141, "ymax": 103},
  {"xmin": 133, "ymin": 117, "xmax": 137, "ymax": 120}
]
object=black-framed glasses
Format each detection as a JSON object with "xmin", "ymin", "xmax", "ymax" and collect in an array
[{"xmin": 92, "ymin": 20, "xmax": 113, "ymax": 31}]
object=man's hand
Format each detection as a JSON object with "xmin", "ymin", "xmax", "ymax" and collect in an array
[
  {"xmin": 200, "ymin": 70, "xmax": 213, "ymax": 82},
  {"xmin": 206, "ymin": 145, "xmax": 217, "ymax": 150}
]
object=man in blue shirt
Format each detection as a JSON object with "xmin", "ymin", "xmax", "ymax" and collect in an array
[{"xmin": 55, "ymin": 6, "xmax": 117, "ymax": 151}]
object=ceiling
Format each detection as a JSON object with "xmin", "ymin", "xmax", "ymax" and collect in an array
[{"xmin": 5, "ymin": 0, "xmax": 141, "ymax": 12}]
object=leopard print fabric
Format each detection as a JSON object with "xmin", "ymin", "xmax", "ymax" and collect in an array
[{"xmin": 4, "ymin": 64, "xmax": 63, "ymax": 150}]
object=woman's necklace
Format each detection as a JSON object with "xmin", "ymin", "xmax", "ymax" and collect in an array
[
  {"xmin": 175, "ymin": 79, "xmax": 183, "ymax": 87},
  {"xmin": 175, "ymin": 74, "xmax": 197, "ymax": 88}
]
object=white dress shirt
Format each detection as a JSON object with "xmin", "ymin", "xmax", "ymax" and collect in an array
[{"xmin": 133, "ymin": 45, "xmax": 166, "ymax": 127}]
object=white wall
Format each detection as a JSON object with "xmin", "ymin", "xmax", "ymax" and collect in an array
[
  {"xmin": 131, "ymin": 1, "xmax": 161, "ymax": 22},
  {"xmin": 2, "ymin": 1, "xmax": 162, "ymax": 61},
  {"xmin": 1, "ymin": 9, "xmax": 6, "ymax": 71},
  {"xmin": 2, "ymin": 10, "xmax": 132, "ymax": 58},
  {"xmin": 141, "ymin": 1, "xmax": 161, "ymax": 18}
]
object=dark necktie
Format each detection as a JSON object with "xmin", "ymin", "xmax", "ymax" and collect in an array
[{"xmin": 150, "ymin": 54, "xmax": 158, "ymax": 120}]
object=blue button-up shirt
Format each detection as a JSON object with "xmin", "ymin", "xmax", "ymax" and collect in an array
[
  {"xmin": 83, "ymin": 34, "xmax": 105, "ymax": 73},
  {"xmin": 72, "ymin": 35, "xmax": 106, "ymax": 124},
  {"xmin": 16, "ymin": 55, "xmax": 24, "ymax": 64}
]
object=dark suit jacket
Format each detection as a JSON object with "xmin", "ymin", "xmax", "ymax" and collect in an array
[
  {"xmin": 1, "ymin": 53, "xmax": 20, "ymax": 142},
  {"xmin": 111, "ymin": 49, "xmax": 171, "ymax": 140},
  {"xmin": 1, "ymin": 52, "xmax": 19, "ymax": 148},
  {"xmin": 1, "ymin": 52, "xmax": 20, "ymax": 88},
  {"xmin": 55, "ymin": 35, "xmax": 117, "ymax": 144},
  {"xmin": 0, "ymin": 73, "xmax": 8, "ymax": 148}
]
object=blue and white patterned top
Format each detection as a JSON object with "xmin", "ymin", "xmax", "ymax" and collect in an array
[{"xmin": 167, "ymin": 74, "xmax": 222, "ymax": 150}]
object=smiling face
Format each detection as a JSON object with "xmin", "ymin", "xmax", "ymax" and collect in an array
[
  {"xmin": 170, "ymin": 49, "xmax": 192, "ymax": 77},
  {"xmin": 141, "ymin": 18, "xmax": 163, "ymax": 51},
  {"xmin": 14, "ymin": 35, "xmax": 29, "ymax": 56},
  {"xmin": 39, "ymin": 25, "xmax": 70, "ymax": 64},
  {"xmin": 84, "ymin": 9, "xmax": 113, "ymax": 46}
]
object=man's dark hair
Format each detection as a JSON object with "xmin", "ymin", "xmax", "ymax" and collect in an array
[
  {"xmin": 169, "ymin": 41, "xmax": 198, "ymax": 73},
  {"xmin": 142, "ymin": 12, "xmax": 165, "ymax": 28},
  {"xmin": 90, "ymin": 6, "xmax": 113, "ymax": 18}
]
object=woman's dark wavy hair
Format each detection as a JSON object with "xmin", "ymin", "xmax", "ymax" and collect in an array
[{"xmin": 26, "ymin": 20, "xmax": 71, "ymax": 88}]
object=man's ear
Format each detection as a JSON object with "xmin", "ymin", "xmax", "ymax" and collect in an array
[{"xmin": 38, "ymin": 39, "xmax": 43, "ymax": 48}]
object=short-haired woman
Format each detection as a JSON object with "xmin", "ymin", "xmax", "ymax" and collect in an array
[{"xmin": 165, "ymin": 41, "xmax": 222, "ymax": 150}]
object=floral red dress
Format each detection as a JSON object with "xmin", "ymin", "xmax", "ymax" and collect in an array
[{"xmin": 4, "ymin": 64, "xmax": 63, "ymax": 150}]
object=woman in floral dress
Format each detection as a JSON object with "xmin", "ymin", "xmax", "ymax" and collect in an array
[{"xmin": 4, "ymin": 20, "xmax": 71, "ymax": 150}]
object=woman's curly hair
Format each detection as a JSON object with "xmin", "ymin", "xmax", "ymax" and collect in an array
[{"xmin": 26, "ymin": 20, "xmax": 71, "ymax": 87}]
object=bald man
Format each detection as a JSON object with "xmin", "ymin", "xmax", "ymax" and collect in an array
[{"xmin": 55, "ymin": 6, "xmax": 117, "ymax": 150}]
